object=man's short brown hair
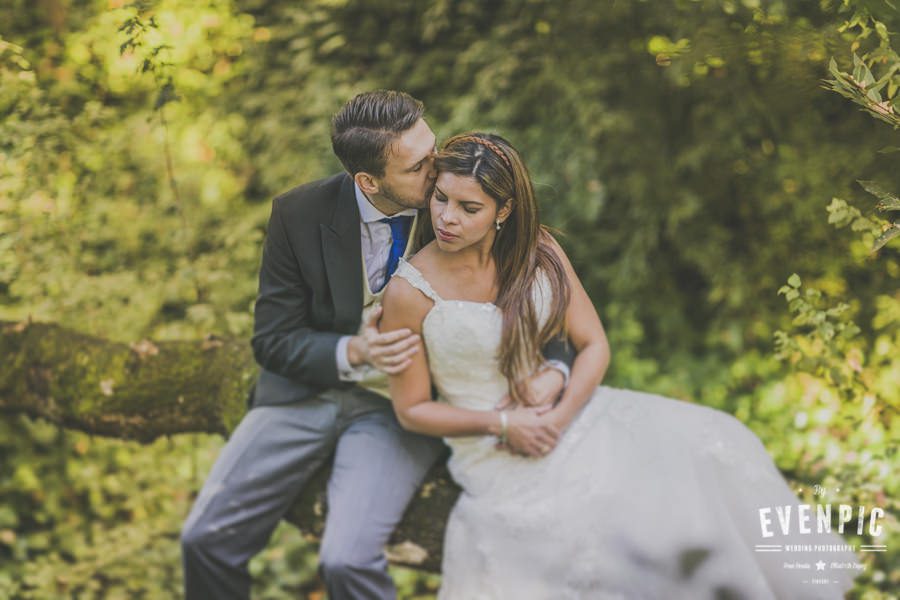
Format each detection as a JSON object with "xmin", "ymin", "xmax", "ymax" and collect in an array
[{"xmin": 331, "ymin": 90, "xmax": 425, "ymax": 177}]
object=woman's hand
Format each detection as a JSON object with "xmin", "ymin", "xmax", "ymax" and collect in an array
[
  {"xmin": 494, "ymin": 366, "xmax": 565, "ymax": 410},
  {"xmin": 500, "ymin": 405, "xmax": 561, "ymax": 458}
]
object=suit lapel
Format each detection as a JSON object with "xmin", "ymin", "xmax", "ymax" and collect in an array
[{"xmin": 321, "ymin": 174, "xmax": 364, "ymax": 333}]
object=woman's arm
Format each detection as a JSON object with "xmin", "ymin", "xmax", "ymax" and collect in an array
[
  {"xmin": 380, "ymin": 276, "xmax": 504, "ymax": 438},
  {"xmin": 380, "ymin": 275, "xmax": 560, "ymax": 456},
  {"xmin": 542, "ymin": 235, "xmax": 612, "ymax": 431}
]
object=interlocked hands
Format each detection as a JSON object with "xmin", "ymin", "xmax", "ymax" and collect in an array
[{"xmin": 495, "ymin": 367, "xmax": 566, "ymax": 458}]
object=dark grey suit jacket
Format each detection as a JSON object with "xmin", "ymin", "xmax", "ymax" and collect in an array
[{"xmin": 249, "ymin": 172, "xmax": 573, "ymax": 408}]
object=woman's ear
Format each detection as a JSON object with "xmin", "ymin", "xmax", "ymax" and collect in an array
[
  {"xmin": 497, "ymin": 199, "xmax": 513, "ymax": 223},
  {"xmin": 355, "ymin": 171, "xmax": 380, "ymax": 196}
]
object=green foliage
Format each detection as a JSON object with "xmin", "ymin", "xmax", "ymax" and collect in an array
[
  {"xmin": 828, "ymin": 183, "xmax": 900, "ymax": 254},
  {"xmin": 826, "ymin": 53, "xmax": 899, "ymax": 129},
  {"xmin": 0, "ymin": 414, "xmax": 216, "ymax": 598},
  {"xmin": 857, "ymin": 180, "xmax": 900, "ymax": 252},
  {"xmin": 825, "ymin": 0, "xmax": 900, "ymax": 257},
  {"xmin": 1, "ymin": 0, "xmax": 898, "ymax": 596},
  {"xmin": 781, "ymin": 12, "xmax": 900, "ymax": 579},
  {"xmin": 0, "ymin": 0, "xmax": 263, "ymax": 342},
  {"xmin": 772, "ymin": 274, "xmax": 899, "ymax": 594},
  {"xmin": 827, "ymin": 0, "xmax": 900, "ymax": 128}
]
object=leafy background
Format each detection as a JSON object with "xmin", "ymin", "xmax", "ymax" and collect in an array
[{"xmin": 1, "ymin": 0, "xmax": 897, "ymax": 597}]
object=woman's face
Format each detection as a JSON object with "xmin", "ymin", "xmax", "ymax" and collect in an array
[{"xmin": 430, "ymin": 172, "xmax": 505, "ymax": 252}]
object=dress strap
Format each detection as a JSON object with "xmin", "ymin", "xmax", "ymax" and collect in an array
[{"xmin": 392, "ymin": 257, "xmax": 443, "ymax": 303}]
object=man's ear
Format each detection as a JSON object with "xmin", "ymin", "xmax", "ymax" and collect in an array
[{"xmin": 355, "ymin": 171, "xmax": 380, "ymax": 196}]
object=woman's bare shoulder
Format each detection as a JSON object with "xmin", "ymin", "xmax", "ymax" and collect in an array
[
  {"xmin": 407, "ymin": 240, "xmax": 440, "ymax": 271},
  {"xmin": 381, "ymin": 256, "xmax": 437, "ymax": 331},
  {"xmin": 382, "ymin": 273, "xmax": 429, "ymax": 313},
  {"xmin": 402, "ymin": 241, "xmax": 449, "ymax": 286}
]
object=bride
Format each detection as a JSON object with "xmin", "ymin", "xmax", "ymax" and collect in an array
[{"xmin": 379, "ymin": 132, "xmax": 858, "ymax": 599}]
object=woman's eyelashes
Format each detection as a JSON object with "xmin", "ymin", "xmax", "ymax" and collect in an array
[{"xmin": 433, "ymin": 191, "xmax": 481, "ymax": 214}]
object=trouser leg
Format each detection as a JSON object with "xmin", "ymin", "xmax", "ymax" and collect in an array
[
  {"xmin": 318, "ymin": 392, "xmax": 446, "ymax": 600},
  {"xmin": 181, "ymin": 397, "xmax": 339, "ymax": 600}
]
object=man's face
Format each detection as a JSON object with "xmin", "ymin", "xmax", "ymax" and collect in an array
[{"xmin": 376, "ymin": 118, "xmax": 437, "ymax": 212}]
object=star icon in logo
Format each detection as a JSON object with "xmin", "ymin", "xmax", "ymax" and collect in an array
[{"xmin": 815, "ymin": 560, "xmax": 826, "ymax": 571}]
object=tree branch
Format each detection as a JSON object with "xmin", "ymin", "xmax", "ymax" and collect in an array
[{"xmin": 0, "ymin": 319, "xmax": 458, "ymax": 571}]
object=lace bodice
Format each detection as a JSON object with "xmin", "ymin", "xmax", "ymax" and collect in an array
[{"xmin": 392, "ymin": 258, "xmax": 550, "ymax": 412}]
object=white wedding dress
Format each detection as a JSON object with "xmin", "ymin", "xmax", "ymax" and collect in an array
[{"xmin": 393, "ymin": 259, "xmax": 858, "ymax": 600}]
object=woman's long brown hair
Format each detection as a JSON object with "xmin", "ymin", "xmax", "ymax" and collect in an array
[{"xmin": 429, "ymin": 133, "xmax": 571, "ymax": 405}]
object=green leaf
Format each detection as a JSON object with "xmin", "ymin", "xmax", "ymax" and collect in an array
[
  {"xmin": 858, "ymin": 180, "xmax": 900, "ymax": 211},
  {"xmin": 872, "ymin": 223, "xmax": 900, "ymax": 252},
  {"xmin": 850, "ymin": 216, "xmax": 876, "ymax": 232},
  {"xmin": 787, "ymin": 273, "xmax": 802, "ymax": 288},
  {"xmin": 851, "ymin": 53, "xmax": 874, "ymax": 87}
]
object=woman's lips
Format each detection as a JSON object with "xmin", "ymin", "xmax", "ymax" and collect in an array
[{"xmin": 437, "ymin": 228, "xmax": 458, "ymax": 242}]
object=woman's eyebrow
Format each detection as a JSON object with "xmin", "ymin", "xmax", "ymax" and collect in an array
[{"xmin": 433, "ymin": 185, "xmax": 484, "ymax": 206}]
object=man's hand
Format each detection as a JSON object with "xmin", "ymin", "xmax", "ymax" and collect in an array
[
  {"xmin": 495, "ymin": 365, "xmax": 565, "ymax": 411},
  {"xmin": 502, "ymin": 405, "xmax": 561, "ymax": 458},
  {"xmin": 347, "ymin": 306, "xmax": 420, "ymax": 374}
]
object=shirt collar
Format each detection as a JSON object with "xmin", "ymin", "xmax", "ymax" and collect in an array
[{"xmin": 354, "ymin": 182, "xmax": 418, "ymax": 224}]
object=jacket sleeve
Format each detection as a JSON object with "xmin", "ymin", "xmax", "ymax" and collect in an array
[
  {"xmin": 250, "ymin": 196, "xmax": 344, "ymax": 387},
  {"xmin": 540, "ymin": 333, "xmax": 576, "ymax": 369}
]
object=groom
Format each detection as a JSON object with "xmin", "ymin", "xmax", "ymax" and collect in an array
[{"xmin": 181, "ymin": 90, "xmax": 572, "ymax": 599}]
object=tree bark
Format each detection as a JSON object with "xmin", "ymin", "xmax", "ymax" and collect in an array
[{"xmin": 0, "ymin": 319, "xmax": 457, "ymax": 572}]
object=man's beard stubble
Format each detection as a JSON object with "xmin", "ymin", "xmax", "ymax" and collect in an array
[{"xmin": 381, "ymin": 179, "xmax": 435, "ymax": 211}]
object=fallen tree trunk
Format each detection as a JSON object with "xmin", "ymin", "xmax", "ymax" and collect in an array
[{"xmin": 0, "ymin": 319, "xmax": 456, "ymax": 572}]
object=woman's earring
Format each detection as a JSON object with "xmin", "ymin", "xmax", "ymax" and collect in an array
[{"xmin": 495, "ymin": 218, "xmax": 502, "ymax": 231}]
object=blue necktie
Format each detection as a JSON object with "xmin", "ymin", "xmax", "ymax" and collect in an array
[{"xmin": 378, "ymin": 215, "xmax": 414, "ymax": 291}]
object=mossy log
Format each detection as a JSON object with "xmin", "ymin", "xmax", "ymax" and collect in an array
[{"xmin": 0, "ymin": 319, "xmax": 457, "ymax": 572}]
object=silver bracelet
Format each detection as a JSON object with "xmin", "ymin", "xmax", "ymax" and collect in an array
[{"xmin": 498, "ymin": 411, "xmax": 508, "ymax": 444}]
